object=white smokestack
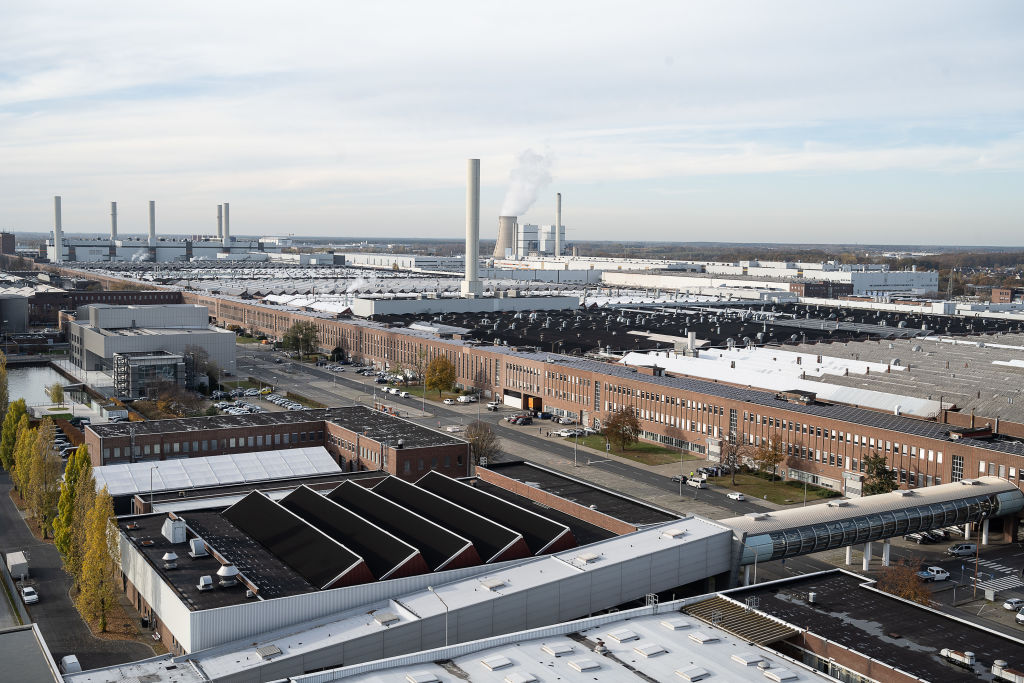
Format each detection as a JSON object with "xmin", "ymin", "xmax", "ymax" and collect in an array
[
  {"xmin": 110, "ymin": 201, "xmax": 118, "ymax": 240},
  {"xmin": 222, "ymin": 202, "xmax": 230, "ymax": 247},
  {"xmin": 53, "ymin": 195, "xmax": 63, "ymax": 263},
  {"xmin": 555, "ymin": 192, "xmax": 561, "ymax": 257},
  {"xmin": 148, "ymin": 200, "xmax": 156, "ymax": 246},
  {"xmin": 461, "ymin": 159, "xmax": 482, "ymax": 296},
  {"xmin": 217, "ymin": 204, "xmax": 223, "ymax": 239}
]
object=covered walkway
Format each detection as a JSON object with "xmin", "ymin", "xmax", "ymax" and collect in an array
[{"xmin": 722, "ymin": 476, "xmax": 1024, "ymax": 582}]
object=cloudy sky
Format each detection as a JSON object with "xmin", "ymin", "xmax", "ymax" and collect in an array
[{"xmin": 2, "ymin": 1, "xmax": 1022, "ymax": 245}]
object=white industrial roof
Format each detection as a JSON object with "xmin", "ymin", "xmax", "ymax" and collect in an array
[
  {"xmin": 621, "ymin": 347, "xmax": 943, "ymax": 418},
  {"xmin": 316, "ymin": 608, "xmax": 827, "ymax": 682},
  {"xmin": 92, "ymin": 446, "xmax": 340, "ymax": 496}
]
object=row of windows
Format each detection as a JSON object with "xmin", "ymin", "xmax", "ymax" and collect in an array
[{"xmin": 103, "ymin": 430, "xmax": 324, "ymax": 460}]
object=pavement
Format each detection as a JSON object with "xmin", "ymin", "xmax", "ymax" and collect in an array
[{"xmin": 0, "ymin": 472, "xmax": 155, "ymax": 669}]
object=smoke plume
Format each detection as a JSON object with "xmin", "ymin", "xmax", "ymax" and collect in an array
[{"xmin": 500, "ymin": 149, "xmax": 553, "ymax": 217}]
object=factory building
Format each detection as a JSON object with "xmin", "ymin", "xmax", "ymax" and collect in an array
[
  {"xmin": 65, "ymin": 304, "xmax": 236, "ymax": 395},
  {"xmin": 84, "ymin": 406, "xmax": 471, "ymax": 476},
  {"xmin": 44, "ymin": 196, "xmax": 277, "ymax": 264}
]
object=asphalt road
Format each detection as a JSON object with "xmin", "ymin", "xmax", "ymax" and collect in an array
[
  {"xmin": 236, "ymin": 349, "xmax": 767, "ymax": 517},
  {"xmin": 0, "ymin": 472, "xmax": 154, "ymax": 669}
]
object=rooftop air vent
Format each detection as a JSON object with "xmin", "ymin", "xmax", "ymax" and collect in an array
[
  {"xmin": 574, "ymin": 552, "xmax": 601, "ymax": 565},
  {"xmin": 960, "ymin": 479, "xmax": 981, "ymax": 486},
  {"xmin": 745, "ymin": 511, "xmax": 770, "ymax": 520},
  {"xmin": 255, "ymin": 644, "xmax": 282, "ymax": 660},
  {"xmin": 196, "ymin": 575, "xmax": 213, "ymax": 591},
  {"xmin": 480, "ymin": 655, "xmax": 512, "ymax": 671},
  {"xmin": 188, "ymin": 538, "xmax": 208, "ymax": 558},
  {"xmin": 896, "ymin": 489, "xmax": 914, "ymax": 496},
  {"xmin": 660, "ymin": 618, "xmax": 690, "ymax": 631},
  {"xmin": 633, "ymin": 642, "xmax": 668, "ymax": 658},
  {"xmin": 675, "ymin": 666, "xmax": 711, "ymax": 681},
  {"xmin": 161, "ymin": 552, "xmax": 178, "ymax": 569},
  {"xmin": 404, "ymin": 673, "xmax": 441, "ymax": 683},
  {"xmin": 480, "ymin": 578, "xmax": 507, "ymax": 591},
  {"xmin": 732, "ymin": 652, "xmax": 764, "ymax": 666},
  {"xmin": 607, "ymin": 628, "xmax": 639, "ymax": 643},
  {"xmin": 373, "ymin": 611, "xmax": 400, "ymax": 626},
  {"xmin": 216, "ymin": 564, "xmax": 239, "ymax": 587},
  {"xmin": 688, "ymin": 632, "xmax": 719, "ymax": 645},
  {"xmin": 568, "ymin": 658, "xmax": 600, "ymax": 673},
  {"xmin": 661, "ymin": 528, "xmax": 686, "ymax": 539},
  {"xmin": 762, "ymin": 669, "xmax": 799, "ymax": 682},
  {"xmin": 161, "ymin": 518, "xmax": 186, "ymax": 544},
  {"xmin": 541, "ymin": 643, "xmax": 574, "ymax": 657},
  {"xmin": 826, "ymin": 500, "xmax": 850, "ymax": 507}
]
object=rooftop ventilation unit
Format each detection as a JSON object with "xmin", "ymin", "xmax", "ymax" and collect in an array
[
  {"xmin": 959, "ymin": 479, "xmax": 981, "ymax": 486},
  {"xmin": 196, "ymin": 575, "xmax": 213, "ymax": 591},
  {"xmin": 688, "ymin": 632, "xmax": 719, "ymax": 645},
  {"xmin": 660, "ymin": 617, "xmax": 690, "ymax": 631},
  {"xmin": 896, "ymin": 489, "xmax": 914, "ymax": 496},
  {"xmin": 574, "ymin": 552, "xmax": 601, "ymax": 564},
  {"xmin": 161, "ymin": 552, "xmax": 178, "ymax": 569},
  {"xmin": 745, "ymin": 511, "xmax": 770, "ymax": 520},
  {"xmin": 216, "ymin": 564, "xmax": 239, "ymax": 587},
  {"xmin": 404, "ymin": 673, "xmax": 441, "ymax": 683},
  {"xmin": 480, "ymin": 578, "xmax": 507, "ymax": 591},
  {"xmin": 661, "ymin": 528, "xmax": 687, "ymax": 539},
  {"xmin": 161, "ymin": 518, "xmax": 186, "ymax": 544},
  {"xmin": 826, "ymin": 500, "xmax": 850, "ymax": 507},
  {"xmin": 541, "ymin": 643, "xmax": 574, "ymax": 657},
  {"xmin": 373, "ymin": 611, "xmax": 400, "ymax": 626},
  {"xmin": 255, "ymin": 644, "xmax": 283, "ymax": 661},
  {"xmin": 188, "ymin": 538, "xmax": 208, "ymax": 558}
]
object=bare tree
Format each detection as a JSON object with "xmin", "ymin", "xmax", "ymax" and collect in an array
[
  {"xmin": 465, "ymin": 420, "xmax": 501, "ymax": 466},
  {"xmin": 753, "ymin": 433, "xmax": 786, "ymax": 483},
  {"xmin": 876, "ymin": 558, "xmax": 932, "ymax": 605},
  {"xmin": 719, "ymin": 434, "xmax": 752, "ymax": 486}
]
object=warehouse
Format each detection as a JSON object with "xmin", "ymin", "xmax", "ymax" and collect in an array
[{"xmin": 85, "ymin": 406, "xmax": 470, "ymax": 478}]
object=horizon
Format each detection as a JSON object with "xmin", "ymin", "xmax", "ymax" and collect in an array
[{"xmin": 2, "ymin": 2, "xmax": 1022, "ymax": 244}]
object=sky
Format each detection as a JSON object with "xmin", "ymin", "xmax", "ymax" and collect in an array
[{"xmin": 1, "ymin": 1, "xmax": 1022, "ymax": 245}]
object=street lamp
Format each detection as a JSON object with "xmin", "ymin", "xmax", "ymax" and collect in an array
[
  {"xmin": 427, "ymin": 585, "xmax": 450, "ymax": 646},
  {"xmin": 149, "ymin": 465, "xmax": 159, "ymax": 511}
]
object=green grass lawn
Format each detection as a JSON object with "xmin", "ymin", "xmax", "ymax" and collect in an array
[
  {"xmin": 707, "ymin": 471, "xmax": 841, "ymax": 505},
  {"xmin": 235, "ymin": 335, "xmax": 263, "ymax": 344},
  {"xmin": 561, "ymin": 434, "xmax": 700, "ymax": 467},
  {"xmin": 399, "ymin": 384, "xmax": 463, "ymax": 402}
]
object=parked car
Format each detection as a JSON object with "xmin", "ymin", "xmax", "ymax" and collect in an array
[
  {"xmin": 21, "ymin": 586, "xmax": 38, "ymax": 604},
  {"xmin": 947, "ymin": 543, "xmax": 977, "ymax": 557},
  {"xmin": 727, "ymin": 491, "xmax": 746, "ymax": 501},
  {"xmin": 443, "ymin": 398, "xmax": 456, "ymax": 405},
  {"xmin": 244, "ymin": 388, "xmax": 260, "ymax": 396},
  {"xmin": 457, "ymin": 394, "xmax": 478, "ymax": 403},
  {"xmin": 1003, "ymin": 598, "xmax": 1024, "ymax": 611},
  {"xmin": 487, "ymin": 401, "xmax": 501, "ymax": 411},
  {"xmin": 686, "ymin": 478, "xmax": 707, "ymax": 489},
  {"xmin": 399, "ymin": 391, "xmax": 410, "ymax": 398},
  {"xmin": 904, "ymin": 533, "xmax": 929, "ymax": 544},
  {"xmin": 916, "ymin": 566, "xmax": 950, "ymax": 582},
  {"xmin": 1016, "ymin": 609, "xmax": 1024, "ymax": 625},
  {"xmin": 670, "ymin": 475, "xmax": 687, "ymax": 484}
]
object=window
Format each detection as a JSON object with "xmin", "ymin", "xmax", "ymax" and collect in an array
[{"xmin": 951, "ymin": 454, "xmax": 964, "ymax": 482}]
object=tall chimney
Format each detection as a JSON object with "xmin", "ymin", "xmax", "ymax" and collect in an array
[
  {"xmin": 555, "ymin": 192, "xmax": 561, "ymax": 257},
  {"xmin": 148, "ymin": 200, "xmax": 156, "ymax": 246},
  {"xmin": 461, "ymin": 159, "xmax": 482, "ymax": 296},
  {"xmin": 222, "ymin": 202, "xmax": 230, "ymax": 248},
  {"xmin": 110, "ymin": 201, "xmax": 118, "ymax": 240},
  {"xmin": 217, "ymin": 204, "xmax": 223, "ymax": 239},
  {"xmin": 53, "ymin": 195, "xmax": 63, "ymax": 263}
]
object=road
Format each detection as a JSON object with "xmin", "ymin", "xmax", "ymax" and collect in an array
[
  {"xmin": 0, "ymin": 472, "xmax": 154, "ymax": 669},
  {"xmin": 236, "ymin": 348, "xmax": 767, "ymax": 517}
]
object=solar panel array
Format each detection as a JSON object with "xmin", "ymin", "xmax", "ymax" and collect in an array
[
  {"xmin": 223, "ymin": 491, "xmax": 368, "ymax": 589},
  {"xmin": 416, "ymin": 471, "xmax": 572, "ymax": 555},
  {"xmin": 326, "ymin": 481, "xmax": 479, "ymax": 571}
]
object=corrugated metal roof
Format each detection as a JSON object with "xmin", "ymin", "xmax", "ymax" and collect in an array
[{"xmin": 92, "ymin": 446, "xmax": 339, "ymax": 496}]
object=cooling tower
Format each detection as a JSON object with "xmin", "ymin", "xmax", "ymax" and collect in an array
[{"xmin": 493, "ymin": 215, "xmax": 518, "ymax": 259}]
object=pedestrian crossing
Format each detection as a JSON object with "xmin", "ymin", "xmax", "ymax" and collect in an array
[{"xmin": 967, "ymin": 559, "xmax": 1023, "ymax": 592}]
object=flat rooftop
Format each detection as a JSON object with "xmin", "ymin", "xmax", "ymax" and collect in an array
[
  {"xmin": 728, "ymin": 570, "xmax": 1024, "ymax": 681},
  {"xmin": 0, "ymin": 626, "xmax": 60, "ymax": 683},
  {"xmin": 122, "ymin": 512, "xmax": 315, "ymax": 610},
  {"xmin": 88, "ymin": 406, "xmax": 465, "ymax": 449},
  {"xmin": 484, "ymin": 461, "xmax": 680, "ymax": 526}
]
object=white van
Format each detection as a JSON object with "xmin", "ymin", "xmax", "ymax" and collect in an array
[
  {"xmin": 947, "ymin": 543, "xmax": 977, "ymax": 557},
  {"xmin": 60, "ymin": 655, "xmax": 82, "ymax": 674},
  {"xmin": 686, "ymin": 478, "xmax": 707, "ymax": 489}
]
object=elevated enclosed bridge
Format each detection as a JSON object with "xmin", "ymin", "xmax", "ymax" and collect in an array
[{"xmin": 723, "ymin": 476, "xmax": 1024, "ymax": 584}]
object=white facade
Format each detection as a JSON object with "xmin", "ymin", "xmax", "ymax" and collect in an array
[{"xmin": 515, "ymin": 224, "xmax": 565, "ymax": 257}]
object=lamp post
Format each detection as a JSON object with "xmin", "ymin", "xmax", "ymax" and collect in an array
[
  {"xmin": 149, "ymin": 465, "xmax": 159, "ymax": 511},
  {"xmin": 427, "ymin": 585, "xmax": 450, "ymax": 646}
]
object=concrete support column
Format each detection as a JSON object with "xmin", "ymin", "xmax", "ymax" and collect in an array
[
  {"xmin": 982, "ymin": 518, "xmax": 990, "ymax": 546},
  {"xmin": 845, "ymin": 545, "xmax": 853, "ymax": 566},
  {"xmin": 744, "ymin": 565, "xmax": 751, "ymax": 586},
  {"xmin": 965, "ymin": 523, "xmax": 971, "ymax": 540},
  {"xmin": 882, "ymin": 539, "xmax": 891, "ymax": 567},
  {"xmin": 862, "ymin": 541, "xmax": 873, "ymax": 571}
]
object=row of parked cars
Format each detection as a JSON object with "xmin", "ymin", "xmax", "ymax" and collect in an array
[
  {"xmin": 212, "ymin": 387, "xmax": 271, "ymax": 400},
  {"xmin": 903, "ymin": 527, "xmax": 958, "ymax": 545},
  {"xmin": 214, "ymin": 400, "xmax": 265, "ymax": 415},
  {"xmin": 53, "ymin": 422, "xmax": 84, "ymax": 458},
  {"xmin": 265, "ymin": 394, "xmax": 307, "ymax": 411}
]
